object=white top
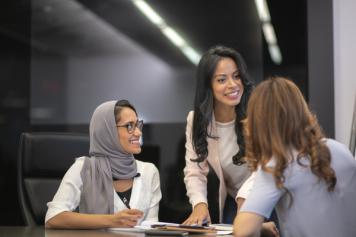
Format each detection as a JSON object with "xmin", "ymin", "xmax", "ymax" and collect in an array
[
  {"xmin": 184, "ymin": 111, "xmax": 255, "ymax": 221},
  {"xmin": 45, "ymin": 157, "xmax": 161, "ymax": 224},
  {"xmin": 240, "ymin": 139, "xmax": 356, "ymax": 237},
  {"xmin": 216, "ymin": 120, "xmax": 251, "ymax": 198}
]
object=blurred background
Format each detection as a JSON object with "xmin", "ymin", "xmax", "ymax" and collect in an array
[{"xmin": 0, "ymin": 0, "xmax": 355, "ymax": 225}]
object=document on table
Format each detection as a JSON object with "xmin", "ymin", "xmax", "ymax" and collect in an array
[
  {"xmin": 109, "ymin": 220, "xmax": 179, "ymax": 233},
  {"xmin": 210, "ymin": 224, "xmax": 233, "ymax": 235},
  {"xmin": 109, "ymin": 221, "xmax": 233, "ymax": 235}
]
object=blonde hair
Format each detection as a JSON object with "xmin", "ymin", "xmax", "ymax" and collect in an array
[{"xmin": 245, "ymin": 77, "xmax": 336, "ymax": 198}]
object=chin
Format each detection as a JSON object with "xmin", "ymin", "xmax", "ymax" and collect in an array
[
  {"xmin": 230, "ymin": 98, "xmax": 242, "ymax": 106},
  {"xmin": 132, "ymin": 148, "xmax": 142, "ymax": 154}
]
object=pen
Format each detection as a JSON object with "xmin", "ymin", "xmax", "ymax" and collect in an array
[{"xmin": 201, "ymin": 219, "xmax": 209, "ymax": 226}]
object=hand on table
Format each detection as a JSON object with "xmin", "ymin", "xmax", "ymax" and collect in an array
[
  {"xmin": 110, "ymin": 209, "xmax": 143, "ymax": 228},
  {"xmin": 182, "ymin": 202, "xmax": 210, "ymax": 226}
]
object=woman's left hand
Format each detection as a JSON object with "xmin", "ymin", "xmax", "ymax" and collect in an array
[{"xmin": 261, "ymin": 221, "xmax": 279, "ymax": 237}]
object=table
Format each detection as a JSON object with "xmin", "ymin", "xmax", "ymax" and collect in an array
[{"xmin": 0, "ymin": 226, "xmax": 230, "ymax": 237}]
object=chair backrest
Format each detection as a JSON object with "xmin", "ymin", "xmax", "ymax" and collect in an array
[{"xmin": 17, "ymin": 132, "xmax": 90, "ymax": 226}]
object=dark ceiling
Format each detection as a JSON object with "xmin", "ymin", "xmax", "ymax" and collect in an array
[{"xmin": 1, "ymin": 0, "xmax": 307, "ymax": 70}]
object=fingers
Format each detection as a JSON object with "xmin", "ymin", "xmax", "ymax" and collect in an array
[
  {"xmin": 272, "ymin": 223, "xmax": 280, "ymax": 237},
  {"xmin": 262, "ymin": 221, "xmax": 279, "ymax": 237},
  {"xmin": 112, "ymin": 209, "xmax": 144, "ymax": 228},
  {"xmin": 120, "ymin": 209, "xmax": 143, "ymax": 220},
  {"xmin": 182, "ymin": 215, "xmax": 209, "ymax": 226},
  {"xmin": 183, "ymin": 216, "xmax": 199, "ymax": 225},
  {"xmin": 124, "ymin": 209, "xmax": 144, "ymax": 216}
]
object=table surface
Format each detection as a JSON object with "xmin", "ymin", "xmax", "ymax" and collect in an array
[{"xmin": 0, "ymin": 226, "xmax": 231, "ymax": 237}]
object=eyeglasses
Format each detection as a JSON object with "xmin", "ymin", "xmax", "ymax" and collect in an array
[{"xmin": 116, "ymin": 120, "xmax": 143, "ymax": 134}]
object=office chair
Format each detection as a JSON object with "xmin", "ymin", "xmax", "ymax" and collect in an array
[{"xmin": 17, "ymin": 132, "xmax": 89, "ymax": 226}]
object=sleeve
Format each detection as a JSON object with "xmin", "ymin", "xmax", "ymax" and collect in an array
[
  {"xmin": 45, "ymin": 157, "xmax": 84, "ymax": 223},
  {"xmin": 236, "ymin": 171, "xmax": 256, "ymax": 199},
  {"xmin": 183, "ymin": 111, "xmax": 210, "ymax": 208},
  {"xmin": 239, "ymin": 166, "xmax": 284, "ymax": 219},
  {"xmin": 144, "ymin": 165, "xmax": 162, "ymax": 221}
]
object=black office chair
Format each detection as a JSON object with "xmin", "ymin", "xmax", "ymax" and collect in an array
[{"xmin": 17, "ymin": 132, "xmax": 90, "ymax": 226}]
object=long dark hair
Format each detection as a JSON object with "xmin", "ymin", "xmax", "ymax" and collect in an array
[{"xmin": 191, "ymin": 45, "xmax": 254, "ymax": 163}]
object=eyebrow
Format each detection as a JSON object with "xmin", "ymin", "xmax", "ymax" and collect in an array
[
  {"xmin": 120, "ymin": 119, "xmax": 138, "ymax": 124},
  {"xmin": 213, "ymin": 70, "xmax": 239, "ymax": 78}
]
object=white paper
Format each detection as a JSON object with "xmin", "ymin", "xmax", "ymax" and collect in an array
[
  {"xmin": 139, "ymin": 220, "xmax": 180, "ymax": 228},
  {"xmin": 109, "ymin": 220, "xmax": 179, "ymax": 233}
]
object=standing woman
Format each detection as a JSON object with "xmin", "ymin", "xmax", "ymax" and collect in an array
[
  {"xmin": 45, "ymin": 100, "xmax": 161, "ymax": 229},
  {"xmin": 183, "ymin": 45, "xmax": 254, "ymax": 225},
  {"xmin": 234, "ymin": 77, "xmax": 356, "ymax": 237}
]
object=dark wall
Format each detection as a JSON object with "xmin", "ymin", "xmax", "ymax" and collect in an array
[
  {"xmin": 0, "ymin": 1, "xmax": 30, "ymax": 225},
  {"xmin": 307, "ymin": 0, "xmax": 335, "ymax": 138}
]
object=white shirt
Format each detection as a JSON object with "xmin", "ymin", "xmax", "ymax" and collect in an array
[
  {"xmin": 216, "ymin": 120, "xmax": 251, "ymax": 198},
  {"xmin": 45, "ymin": 157, "xmax": 161, "ymax": 224}
]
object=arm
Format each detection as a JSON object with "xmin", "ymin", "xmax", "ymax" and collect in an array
[
  {"xmin": 233, "ymin": 212, "xmax": 264, "ymax": 237},
  {"xmin": 234, "ymin": 167, "xmax": 283, "ymax": 237},
  {"xmin": 236, "ymin": 172, "xmax": 257, "ymax": 212},
  {"xmin": 144, "ymin": 165, "xmax": 162, "ymax": 221},
  {"xmin": 45, "ymin": 209, "xmax": 143, "ymax": 229},
  {"xmin": 236, "ymin": 197, "xmax": 245, "ymax": 213},
  {"xmin": 183, "ymin": 111, "xmax": 210, "ymax": 225},
  {"xmin": 45, "ymin": 157, "xmax": 143, "ymax": 229}
]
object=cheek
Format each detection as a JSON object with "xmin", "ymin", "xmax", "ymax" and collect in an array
[
  {"xmin": 118, "ymin": 133, "xmax": 128, "ymax": 146},
  {"xmin": 212, "ymin": 84, "xmax": 224, "ymax": 95}
]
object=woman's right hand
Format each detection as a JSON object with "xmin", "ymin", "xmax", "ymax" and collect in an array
[
  {"xmin": 110, "ymin": 209, "xmax": 143, "ymax": 228},
  {"xmin": 183, "ymin": 202, "xmax": 210, "ymax": 226}
]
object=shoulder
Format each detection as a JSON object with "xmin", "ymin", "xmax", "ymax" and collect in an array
[
  {"xmin": 187, "ymin": 110, "xmax": 195, "ymax": 121},
  {"xmin": 325, "ymin": 138, "xmax": 348, "ymax": 151},
  {"xmin": 60, "ymin": 156, "xmax": 87, "ymax": 182},
  {"xmin": 136, "ymin": 160, "xmax": 159, "ymax": 175},
  {"xmin": 325, "ymin": 138, "xmax": 353, "ymax": 158},
  {"xmin": 325, "ymin": 138, "xmax": 355, "ymax": 162},
  {"xmin": 69, "ymin": 156, "xmax": 86, "ymax": 171}
]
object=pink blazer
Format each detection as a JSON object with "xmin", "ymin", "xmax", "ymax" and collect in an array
[{"xmin": 183, "ymin": 111, "xmax": 252, "ymax": 222}]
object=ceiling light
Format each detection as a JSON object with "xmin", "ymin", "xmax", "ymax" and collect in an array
[
  {"xmin": 132, "ymin": 0, "xmax": 201, "ymax": 65},
  {"xmin": 181, "ymin": 46, "xmax": 201, "ymax": 65},
  {"xmin": 162, "ymin": 26, "xmax": 186, "ymax": 47},
  {"xmin": 254, "ymin": 0, "xmax": 282, "ymax": 65},
  {"xmin": 254, "ymin": 0, "xmax": 270, "ymax": 22},
  {"xmin": 262, "ymin": 23, "xmax": 277, "ymax": 44},
  {"xmin": 132, "ymin": 0, "xmax": 164, "ymax": 26},
  {"xmin": 268, "ymin": 44, "xmax": 282, "ymax": 65}
]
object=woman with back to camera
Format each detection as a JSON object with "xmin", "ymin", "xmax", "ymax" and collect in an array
[
  {"xmin": 45, "ymin": 100, "xmax": 161, "ymax": 229},
  {"xmin": 234, "ymin": 77, "xmax": 356, "ymax": 237},
  {"xmin": 183, "ymin": 45, "xmax": 256, "ymax": 225}
]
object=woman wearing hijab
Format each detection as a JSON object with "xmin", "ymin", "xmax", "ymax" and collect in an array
[{"xmin": 45, "ymin": 100, "xmax": 161, "ymax": 229}]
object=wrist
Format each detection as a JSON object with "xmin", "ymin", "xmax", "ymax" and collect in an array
[
  {"xmin": 194, "ymin": 202, "xmax": 208, "ymax": 210},
  {"xmin": 103, "ymin": 214, "xmax": 115, "ymax": 228}
]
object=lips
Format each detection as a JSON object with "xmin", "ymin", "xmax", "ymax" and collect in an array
[
  {"xmin": 225, "ymin": 90, "xmax": 240, "ymax": 99},
  {"xmin": 129, "ymin": 138, "xmax": 141, "ymax": 146}
]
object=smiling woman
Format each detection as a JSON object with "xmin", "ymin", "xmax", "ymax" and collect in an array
[
  {"xmin": 183, "ymin": 45, "xmax": 255, "ymax": 225},
  {"xmin": 44, "ymin": 100, "xmax": 162, "ymax": 229},
  {"xmin": 115, "ymin": 101, "xmax": 144, "ymax": 154}
]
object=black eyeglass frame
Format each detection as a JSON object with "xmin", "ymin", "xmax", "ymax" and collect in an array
[{"xmin": 116, "ymin": 120, "xmax": 143, "ymax": 134}]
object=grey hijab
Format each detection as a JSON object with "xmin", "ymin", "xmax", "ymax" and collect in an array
[{"xmin": 79, "ymin": 100, "xmax": 137, "ymax": 214}]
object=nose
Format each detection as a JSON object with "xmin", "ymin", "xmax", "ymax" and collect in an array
[
  {"xmin": 133, "ymin": 126, "xmax": 142, "ymax": 136},
  {"xmin": 227, "ymin": 76, "xmax": 238, "ymax": 88}
]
